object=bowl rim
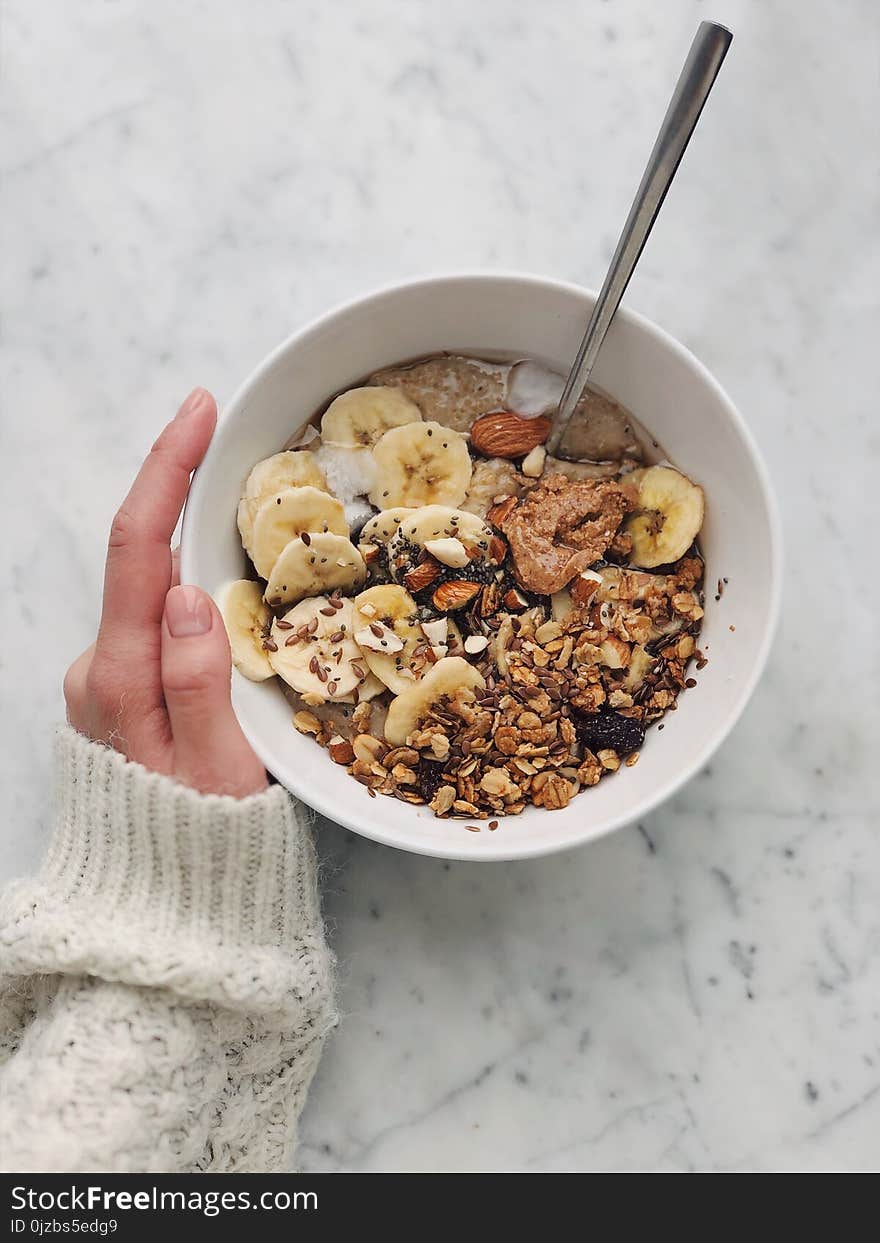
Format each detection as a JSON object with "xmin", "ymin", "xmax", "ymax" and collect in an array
[{"xmin": 181, "ymin": 269, "xmax": 783, "ymax": 861}]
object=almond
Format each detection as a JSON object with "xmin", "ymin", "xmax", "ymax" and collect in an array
[
  {"xmin": 432, "ymin": 580, "xmax": 481, "ymax": 612},
  {"xmin": 470, "ymin": 411, "xmax": 551, "ymax": 460},
  {"xmin": 570, "ymin": 575, "xmax": 600, "ymax": 606},
  {"xmin": 404, "ymin": 557, "xmax": 441, "ymax": 593},
  {"xmin": 488, "ymin": 534, "xmax": 507, "ymax": 564},
  {"xmin": 358, "ymin": 541, "xmax": 381, "ymax": 566},
  {"xmin": 487, "ymin": 496, "xmax": 518, "ymax": 527},
  {"xmin": 328, "ymin": 736, "xmax": 355, "ymax": 765},
  {"xmin": 480, "ymin": 582, "xmax": 502, "ymax": 616},
  {"xmin": 503, "ymin": 587, "xmax": 529, "ymax": 611}
]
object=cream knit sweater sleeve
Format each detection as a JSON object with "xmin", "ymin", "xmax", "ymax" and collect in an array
[{"xmin": 0, "ymin": 727, "xmax": 337, "ymax": 1174}]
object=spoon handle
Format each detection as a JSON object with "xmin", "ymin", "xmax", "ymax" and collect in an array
[{"xmin": 546, "ymin": 21, "xmax": 733, "ymax": 457}]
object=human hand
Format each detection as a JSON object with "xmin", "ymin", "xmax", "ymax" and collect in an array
[{"xmin": 64, "ymin": 389, "xmax": 267, "ymax": 797}]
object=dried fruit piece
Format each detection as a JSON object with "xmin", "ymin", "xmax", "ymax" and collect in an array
[
  {"xmin": 573, "ymin": 709, "xmax": 646, "ymax": 757},
  {"xmin": 470, "ymin": 411, "xmax": 552, "ymax": 459}
]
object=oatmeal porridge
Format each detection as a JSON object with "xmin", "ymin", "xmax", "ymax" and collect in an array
[{"xmin": 220, "ymin": 354, "xmax": 707, "ymax": 827}]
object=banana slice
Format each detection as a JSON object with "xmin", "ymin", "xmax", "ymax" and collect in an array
[
  {"xmin": 268, "ymin": 597, "xmax": 368, "ymax": 702},
  {"xmin": 369, "ymin": 422, "xmax": 472, "ymax": 508},
  {"xmin": 264, "ymin": 533, "xmax": 366, "ymax": 606},
  {"xmin": 625, "ymin": 465, "xmax": 705, "ymax": 568},
  {"xmin": 250, "ymin": 486, "xmax": 348, "ymax": 580},
  {"xmin": 237, "ymin": 451, "xmax": 327, "ymax": 555},
  {"xmin": 321, "ymin": 386, "xmax": 422, "ymax": 448},
  {"xmin": 218, "ymin": 580, "xmax": 275, "ymax": 682},
  {"xmin": 353, "ymin": 583, "xmax": 428, "ymax": 694},
  {"xmin": 357, "ymin": 671, "xmax": 387, "ymax": 702},
  {"xmin": 384, "ymin": 656, "xmax": 486, "ymax": 746},
  {"xmin": 360, "ymin": 507, "xmax": 416, "ymax": 545},
  {"xmin": 395, "ymin": 505, "xmax": 493, "ymax": 552}
]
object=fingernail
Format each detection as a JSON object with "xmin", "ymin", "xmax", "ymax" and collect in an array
[
  {"xmin": 165, "ymin": 585, "xmax": 213, "ymax": 637},
  {"xmin": 177, "ymin": 388, "xmax": 210, "ymax": 420}
]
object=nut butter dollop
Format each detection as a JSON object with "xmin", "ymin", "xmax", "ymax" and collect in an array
[{"xmin": 501, "ymin": 474, "xmax": 638, "ymax": 595}]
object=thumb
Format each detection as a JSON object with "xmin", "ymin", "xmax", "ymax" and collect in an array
[{"xmin": 161, "ymin": 585, "xmax": 267, "ymax": 797}]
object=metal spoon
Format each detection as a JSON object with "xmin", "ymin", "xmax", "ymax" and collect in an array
[{"xmin": 546, "ymin": 21, "xmax": 733, "ymax": 458}]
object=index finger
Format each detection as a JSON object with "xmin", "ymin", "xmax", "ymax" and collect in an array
[{"xmin": 97, "ymin": 389, "xmax": 217, "ymax": 647}]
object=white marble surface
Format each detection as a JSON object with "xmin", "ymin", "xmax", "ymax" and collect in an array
[{"xmin": 2, "ymin": 0, "xmax": 878, "ymax": 1172}]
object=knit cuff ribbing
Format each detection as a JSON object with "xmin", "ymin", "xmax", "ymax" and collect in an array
[{"xmin": 0, "ymin": 728, "xmax": 335, "ymax": 1022}]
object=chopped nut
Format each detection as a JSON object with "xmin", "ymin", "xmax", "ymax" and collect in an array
[
  {"xmin": 404, "ymin": 558, "xmax": 441, "ymax": 593},
  {"xmin": 599, "ymin": 636, "xmax": 631, "ymax": 669},
  {"xmin": 577, "ymin": 752, "xmax": 602, "ymax": 786},
  {"xmin": 328, "ymin": 736, "xmax": 355, "ymax": 765},
  {"xmin": 430, "ymin": 784, "xmax": 456, "ymax": 815},
  {"xmin": 570, "ymin": 679, "xmax": 606, "ymax": 713},
  {"xmin": 521, "ymin": 443, "xmax": 547, "ymax": 478},
  {"xmin": 570, "ymin": 575, "xmax": 600, "ymax": 607},
  {"xmin": 535, "ymin": 620, "xmax": 563, "ymax": 645},
  {"xmin": 554, "ymin": 636, "xmax": 575, "ymax": 669},
  {"xmin": 480, "ymin": 767, "xmax": 520, "ymax": 799},
  {"xmin": 671, "ymin": 591, "xmax": 704, "ymax": 620},
  {"xmin": 494, "ymin": 725, "xmax": 519, "ymax": 755},
  {"xmin": 433, "ymin": 580, "xmax": 481, "ymax": 611},
  {"xmin": 384, "ymin": 746, "xmax": 420, "ymax": 769},
  {"xmin": 421, "ymin": 618, "xmax": 448, "ymax": 646},
  {"xmin": 483, "ymin": 494, "xmax": 517, "ymax": 529},
  {"xmin": 353, "ymin": 733, "xmax": 385, "ymax": 764},
  {"xmin": 488, "ymin": 535, "xmax": 508, "ymax": 563},
  {"xmin": 358, "ymin": 542, "xmax": 381, "ymax": 566},
  {"xmin": 533, "ymin": 772, "xmax": 572, "ymax": 809},
  {"xmin": 429, "ymin": 734, "xmax": 451, "ymax": 761},
  {"xmin": 676, "ymin": 634, "xmax": 695, "ymax": 660},
  {"xmin": 479, "ymin": 582, "xmax": 502, "ymax": 616},
  {"xmin": 503, "ymin": 588, "xmax": 529, "ymax": 611},
  {"xmin": 293, "ymin": 710, "xmax": 322, "ymax": 735}
]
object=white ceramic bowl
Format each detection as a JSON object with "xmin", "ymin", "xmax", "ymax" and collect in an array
[{"xmin": 181, "ymin": 273, "xmax": 781, "ymax": 861}]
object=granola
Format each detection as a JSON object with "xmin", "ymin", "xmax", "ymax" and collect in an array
[{"xmin": 222, "ymin": 353, "xmax": 709, "ymax": 828}]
